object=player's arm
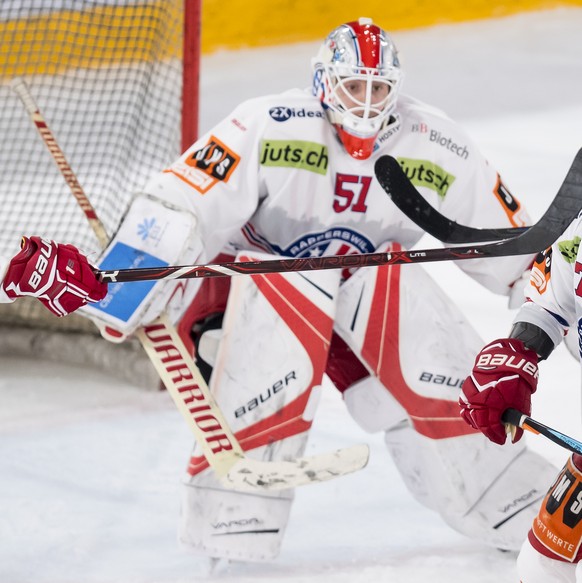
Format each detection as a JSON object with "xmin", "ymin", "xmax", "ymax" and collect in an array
[
  {"xmin": 459, "ymin": 215, "xmax": 582, "ymax": 444},
  {"xmin": 429, "ymin": 123, "xmax": 534, "ymax": 300},
  {"xmin": 0, "ymin": 236, "xmax": 107, "ymax": 316}
]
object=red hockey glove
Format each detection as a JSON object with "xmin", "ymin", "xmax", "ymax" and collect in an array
[
  {"xmin": 459, "ymin": 338, "xmax": 539, "ymax": 445},
  {"xmin": 2, "ymin": 236, "xmax": 108, "ymax": 317}
]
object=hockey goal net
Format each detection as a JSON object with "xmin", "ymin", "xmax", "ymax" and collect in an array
[{"xmin": 0, "ymin": 0, "xmax": 200, "ymax": 387}]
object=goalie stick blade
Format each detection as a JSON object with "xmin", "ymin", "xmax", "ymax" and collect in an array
[
  {"xmin": 375, "ymin": 148, "xmax": 582, "ymax": 243},
  {"xmin": 221, "ymin": 444, "xmax": 370, "ymax": 492}
]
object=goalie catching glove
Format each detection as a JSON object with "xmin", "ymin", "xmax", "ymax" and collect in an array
[
  {"xmin": 459, "ymin": 338, "xmax": 539, "ymax": 445},
  {"xmin": 2, "ymin": 236, "xmax": 107, "ymax": 317}
]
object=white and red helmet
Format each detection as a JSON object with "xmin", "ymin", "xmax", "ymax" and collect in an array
[{"xmin": 312, "ymin": 17, "xmax": 403, "ymax": 160}]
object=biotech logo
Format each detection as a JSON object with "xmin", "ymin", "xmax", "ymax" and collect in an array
[
  {"xmin": 260, "ymin": 140, "xmax": 328, "ymax": 175},
  {"xmin": 429, "ymin": 130, "xmax": 469, "ymax": 159},
  {"xmin": 269, "ymin": 106, "xmax": 324, "ymax": 122}
]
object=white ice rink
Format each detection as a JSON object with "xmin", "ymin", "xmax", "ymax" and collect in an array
[{"xmin": 2, "ymin": 8, "xmax": 582, "ymax": 582}]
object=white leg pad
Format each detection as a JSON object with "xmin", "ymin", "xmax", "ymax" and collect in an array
[
  {"xmin": 343, "ymin": 375, "xmax": 407, "ymax": 433},
  {"xmin": 179, "ymin": 485, "xmax": 293, "ymax": 562},
  {"xmin": 384, "ymin": 422, "xmax": 557, "ymax": 550},
  {"xmin": 180, "ymin": 252, "xmax": 341, "ymax": 561}
]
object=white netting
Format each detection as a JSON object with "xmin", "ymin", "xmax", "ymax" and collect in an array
[{"xmin": 0, "ymin": 0, "xmax": 195, "ymax": 387}]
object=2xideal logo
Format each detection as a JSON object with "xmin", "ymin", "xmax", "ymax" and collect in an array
[{"xmin": 269, "ymin": 106, "xmax": 324, "ymax": 122}]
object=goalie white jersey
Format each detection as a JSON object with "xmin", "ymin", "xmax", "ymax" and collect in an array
[
  {"xmin": 129, "ymin": 87, "xmax": 558, "ymax": 561},
  {"xmin": 146, "ymin": 89, "xmax": 532, "ymax": 295}
]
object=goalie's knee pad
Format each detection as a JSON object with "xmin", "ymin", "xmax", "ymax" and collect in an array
[
  {"xmin": 335, "ymin": 241, "xmax": 484, "ymax": 438},
  {"xmin": 343, "ymin": 375, "xmax": 407, "ymax": 433}
]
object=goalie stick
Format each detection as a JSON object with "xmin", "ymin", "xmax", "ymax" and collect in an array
[
  {"xmin": 374, "ymin": 149, "xmax": 582, "ymax": 244},
  {"xmin": 12, "ymin": 77, "xmax": 369, "ymax": 492},
  {"xmin": 96, "ymin": 163, "xmax": 582, "ymax": 283},
  {"xmin": 503, "ymin": 408, "xmax": 582, "ymax": 456}
]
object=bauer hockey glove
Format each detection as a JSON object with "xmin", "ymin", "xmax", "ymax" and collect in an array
[
  {"xmin": 459, "ymin": 338, "xmax": 539, "ymax": 445},
  {"xmin": 2, "ymin": 236, "xmax": 107, "ymax": 317}
]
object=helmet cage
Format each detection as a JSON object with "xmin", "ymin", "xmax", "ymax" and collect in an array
[
  {"xmin": 312, "ymin": 19, "xmax": 403, "ymax": 159},
  {"xmin": 321, "ymin": 65, "xmax": 401, "ymax": 138}
]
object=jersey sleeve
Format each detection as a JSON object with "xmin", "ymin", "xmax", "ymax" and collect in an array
[
  {"xmin": 513, "ymin": 212, "xmax": 582, "ymax": 346},
  {"xmin": 141, "ymin": 97, "xmax": 267, "ymax": 262},
  {"xmin": 429, "ymin": 118, "xmax": 534, "ymax": 295}
]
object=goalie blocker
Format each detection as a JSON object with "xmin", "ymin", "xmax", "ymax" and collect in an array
[{"xmin": 80, "ymin": 193, "xmax": 203, "ymax": 341}]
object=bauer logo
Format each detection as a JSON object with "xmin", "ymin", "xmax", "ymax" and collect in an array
[
  {"xmin": 268, "ymin": 106, "xmax": 324, "ymax": 122},
  {"xmin": 166, "ymin": 135, "xmax": 240, "ymax": 194}
]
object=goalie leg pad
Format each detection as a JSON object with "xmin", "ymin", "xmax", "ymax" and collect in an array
[
  {"xmin": 383, "ymin": 424, "xmax": 557, "ymax": 550},
  {"xmin": 335, "ymin": 242, "xmax": 485, "ymax": 437},
  {"xmin": 179, "ymin": 438, "xmax": 303, "ymax": 562},
  {"xmin": 179, "ymin": 485, "xmax": 294, "ymax": 562},
  {"xmin": 343, "ymin": 375, "xmax": 407, "ymax": 434},
  {"xmin": 335, "ymin": 241, "xmax": 558, "ymax": 549},
  {"xmin": 181, "ymin": 252, "xmax": 341, "ymax": 560}
]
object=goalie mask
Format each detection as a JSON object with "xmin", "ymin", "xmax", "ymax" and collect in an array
[{"xmin": 312, "ymin": 17, "xmax": 403, "ymax": 160}]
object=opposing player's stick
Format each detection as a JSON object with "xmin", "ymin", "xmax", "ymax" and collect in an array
[
  {"xmin": 503, "ymin": 408, "xmax": 582, "ymax": 456},
  {"xmin": 375, "ymin": 150, "xmax": 582, "ymax": 244},
  {"xmin": 97, "ymin": 180, "xmax": 578, "ymax": 283},
  {"xmin": 12, "ymin": 78, "xmax": 369, "ymax": 491},
  {"xmin": 94, "ymin": 148, "xmax": 582, "ymax": 284}
]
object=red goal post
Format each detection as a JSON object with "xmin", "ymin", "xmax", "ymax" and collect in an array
[{"xmin": 0, "ymin": 0, "xmax": 201, "ymax": 386}]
